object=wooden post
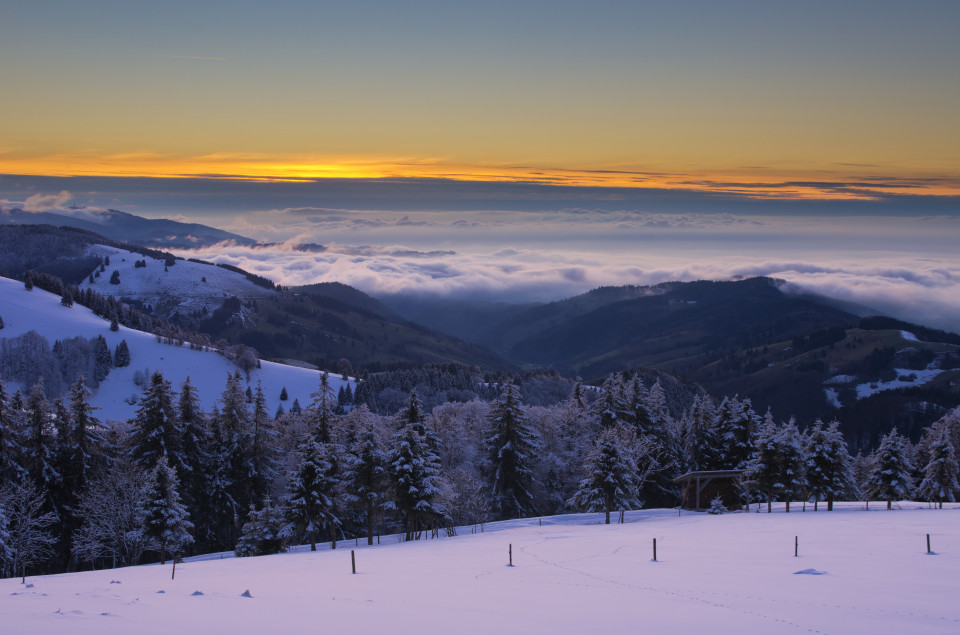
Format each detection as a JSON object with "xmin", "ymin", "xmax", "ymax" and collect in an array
[
  {"xmin": 927, "ymin": 534, "xmax": 932, "ymax": 554},
  {"xmin": 794, "ymin": 536, "xmax": 798, "ymax": 557},
  {"xmin": 171, "ymin": 559, "xmax": 176, "ymax": 580},
  {"xmin": 509, "ymin": 544, "xmax": 513, "ymax": 567},
  {"xmin": 653, "ymin": 538, "xmax": 657, "ymax": 562},
  {"xmin": 351, "ymin": 550, "xmax": 356, "ymax": 574}
]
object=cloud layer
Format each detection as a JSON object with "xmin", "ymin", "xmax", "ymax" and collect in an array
[{"xmin": 170, "ymin": 209, "xmax": 960, "ymax": 332}]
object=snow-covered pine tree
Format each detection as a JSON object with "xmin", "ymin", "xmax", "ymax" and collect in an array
[
  {"xmin": 128, "ymin": 371, "xmax": 181, "ymax": 470},
  {"xmin": 716, "ymin": 396, "xmax": 759, "ymax": 470},
  {"xmin": 388, "ymin": 391, "xmax": 446, "ymax": 540},
  {"xmin": 747, "ymin": 412, "xmax": 782, "ymax": 513},
  {"xmin": 310, "ymin": 371, "xmax": 337, "ymax": 444},
  {"xmin": 804, "ymin": 419, "xmax": 858, "ymax": 511},
  {"xmin": 287, "ymin": 436, "xmax": 339, "ymax": 551},
  {"xmin": 916, "ymin": 422, "xmax": 959, "ymax": 508},
  {"xmin": 484, "ymin": 382, "xmax": 540, "ymax": 520},
  {"xmin": 570, "ymin": 428, "xmax": 640, "ymax": 524},
  {"xmin": 591, "ymin": 375, "xmax": 630, "ymax": 430},
  {"xmin": 0, "ymin": 379, "xmax": 27, "ymax": 484},
  {"xmin": 0, "ymin": 496, "xmax": 13, "ymax": 578},
  {"xmin": 865, "ymin": 429, "xmax": 914, "ymax": 510},
  {"xmin": 683, "ymin": 395, "xmax": 722, "ymax": 472},
  {"xmin": 250, "ymin": 381, "xmax": 278, "ymax": 505},
  {"xmin": 628, "ymin": 375, "xmax": 654, "ymax": 435},
  {"xmin": 279, "ymin": 386, "xmax": 288, "ymax": 401},
  {"xmin": 175, "ymin": 377, "xmax": 210, "ymax": 546},
  {"xmin": 24, "ymin": 381, "xmax": 58, "ymax": 493},
  {"xmin": 344, "ymin": 405, "xmax": 389, "ymax": 545},
  {"xmin": 235, "ymin": 497, "xmax": 289, "ymax": 557},
  {"xmin": 144, "ymin": 455, "xmax": 194, "ymax": 564},
  {"xmin": 568, "ymin": 379, "xmax": 587, "ymax": 411},
  {"xmin": 215, "ymin": 373, "xmax": 256, "ymax": 539}
]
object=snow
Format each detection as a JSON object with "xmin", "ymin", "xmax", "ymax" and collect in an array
[
  {"xmin": 2, "ymin": 503, "xmax": 959, "ymax": 634},
  {"xmin": 82, "ymin": 245, "xmax": 274, "ymax": 316},
  {"xmin": 855, "ymin": 368, "xmax": 945, "ymax": 400},
  {"xmin": 901, "ymin": 331, "xmax": 920, "ymax": 342},
  {"xmin": 0, "ymin": 276, "xmax": 351, "ymax": 422}
]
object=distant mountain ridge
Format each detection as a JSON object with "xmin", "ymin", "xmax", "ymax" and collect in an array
[{"xmin": 1, "ymin": 207, "xmax": 258, "ymax": 248}]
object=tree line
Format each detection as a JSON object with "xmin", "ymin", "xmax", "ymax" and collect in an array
[{"xmin": 1, "ymin": 369, "xmax": 958, "ymax": 579}]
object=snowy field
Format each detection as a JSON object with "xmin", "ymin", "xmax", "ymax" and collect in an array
[
  {"xmin": 0, "ymin": 276, "xmax": 350, "ymax": 421},
  {"xmin": 3, "ymin": 503, "xmax": 959, "ymax": 634}
]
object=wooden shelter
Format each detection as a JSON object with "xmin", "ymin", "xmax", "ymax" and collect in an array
[{"xmin": 674, "ymin": 470, "xmax": 746, "ymax": 511}]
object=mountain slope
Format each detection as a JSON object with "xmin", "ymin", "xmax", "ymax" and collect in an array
[
  {"xmin": 0, "ymin": 275, "xmax": 351, "ymax": 422},
  {"xmin": 1, "ymin": 207, "xmax": 257, "ymax": 248}
]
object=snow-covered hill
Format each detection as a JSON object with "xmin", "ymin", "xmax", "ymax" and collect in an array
[
  {"xmin": 0, "ymin": 276, "xmax": 350, "ymax": 422},
  {"xmin": 2, "ymin": 503, "xmax": 957, "ymax": 634},
  {"xmin": 81, "ymin": 245, "xmax": 274, "ymax": 318}
]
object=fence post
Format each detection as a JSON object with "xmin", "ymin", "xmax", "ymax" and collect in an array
[
  {"xmin": 509, "ymin": 544, "xmax": 513, "ymax": 567},
  {"xmin": 795, "ymin": 536, "xmax": 798, "ymax": 557},
  {"xmin": 351, "ymin": 550, "xmax": 356, "ymax": 574},
  {"xmin": 653, "ymin": 538, "xmax": 657, "ymax": 562},
  {"xmin": 927, "ymin": 534, "xmax": 932, "ymax": 554}
]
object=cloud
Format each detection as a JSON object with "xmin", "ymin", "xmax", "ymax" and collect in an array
[{"xmin": 23, "ymin": 190, "xmax": 73, "ymax": 212}]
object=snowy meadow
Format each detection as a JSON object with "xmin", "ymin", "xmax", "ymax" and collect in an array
[{"xmin": 3, "ymin": 503, "xmax": 958, "ymax": 635}]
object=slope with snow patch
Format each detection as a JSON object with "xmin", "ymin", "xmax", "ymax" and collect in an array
[
  {"xmin": 82, "ymin": 244, "xmax": 274, "ymax": 318},
  {"xmin": 0, "ymin": 276, "xmax": 350, "ymax": 422}
]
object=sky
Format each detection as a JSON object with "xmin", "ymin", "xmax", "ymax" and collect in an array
[{"xmin": 1, "ymin": 1, "xmax": 958, "ymax": 330}]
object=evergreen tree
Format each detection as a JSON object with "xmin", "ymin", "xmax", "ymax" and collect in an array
[
  {"xmin": 143, "ymin": 455, "xmax": 194, "ymax": 564},
  {"xmin": 250, "ymin": 381, "xmax": 278, "ymax": 506},
  {"xmin": 176, "ymin": 377, "xmax": 210, "ymax": 547},
  {"xmin": 128, "ymin": 371, "xmax": 181, "ymax": 471},
  {"xmin": 0, "ymin": 314, "xmax": 4, "ymax": 329},
  {"xmin": 235, "ymin": 497, "xmax": 289, "ymax": 557},
  {"xmin": 60, "ymin": 288, "xmax": 73, "ymax": 307},
  {"xmin": 344, "ymin": 405, "xmax": 388, "ymax": 545},
  {"xmin": 0, "ymin": 498, "xmax": 12, "ymax": 578},
  {"xmin": 388, "ymin": 391, "xmax": 446, "ymax": 540},
  {"xmin": 484, "ymin": 382, "xmax": 540, "ymax": 519},
  {"xmin": 310, "ymin": 371, "xmax": 337, "ymax": 444},
  {"xmin": 591, "ymin": 375, "xmax": 630, "ymax": 430},
  {"xmin": 93, "ymin": 335, "xmax": 112, "ymax": 382},
  {"xmin": 570, "ymin": 428, "xmax": 640, "ymax": 524},
  {"xmin": 683, "ymin": 395, "xmax": 721, "ymax": 472},
  {"xmin": 0, "ymin": 380, "xmax": 26, "ymax": 484},
  {"xmin": 805, "ymin": 420, "xmax": 858, "ymax": 511},
  {"xmin": 568, "ymin": 379, "xmax": 587, "ymax": 411},
  {"xmin": 747, "ymin": 414, "xmax": 806, "ymax": 512},
  {"xmin": 113, "ymin": 340, "xmax": 131, "ymax": 367},
  {"xmin": 287, "ymin": 437, "xmax": 339, "ymax": 551},
  {"xmin": 24, "ymin": 272, "xmax": 33, "ymax": 290},
  {"xmin": 212, "ymin": 373, "xmax": 256, "ymax": 542},
  {"xmin": 24, "ymin": 381, "xmax": 58, "ymax": 494},
  {"xmin": 716, "ymin": 396, "xmax": 758, "ymax": 469},
  {"xmin": 916, "ymin": 423, "xmax": 959, "ymax": 508},
  {"xmin": 109, "ymin": 270, "xmax": 120, "ymax": 285},
  {"xmin": 279, "ymin": 386, "xmax": 288, "ymax": 401},
  {"xmin": 865, "ymin": 429, "xmax": 914, "ymax": 510},
  {"xmin": 628, "ymin": 376, "xmax": 653, "ymax": 435}
]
